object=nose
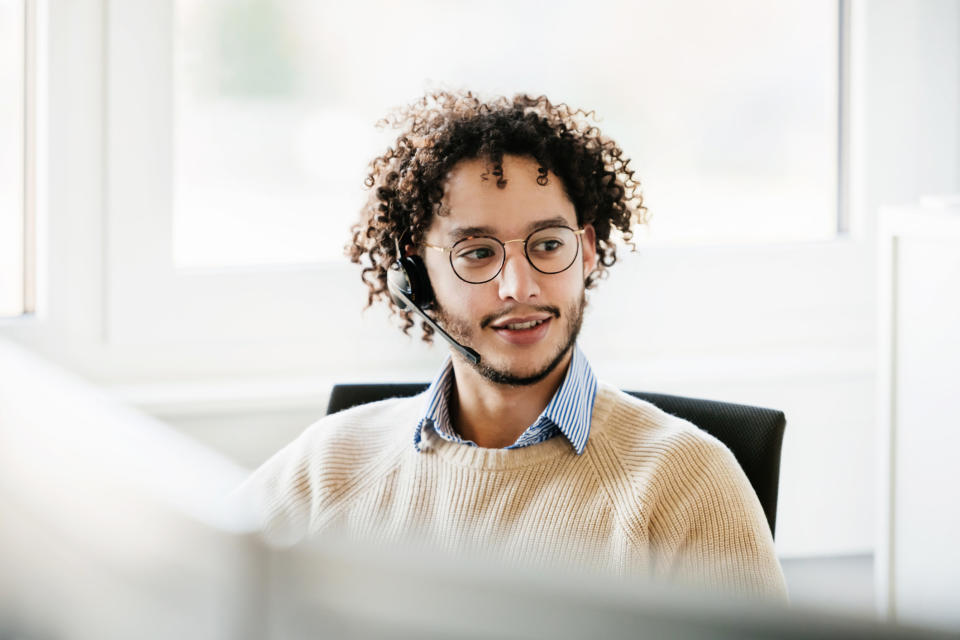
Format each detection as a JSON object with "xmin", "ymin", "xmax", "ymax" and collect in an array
[{"xmin": 497, "ymin": 243, "xmax": 540, "ymax": 302}]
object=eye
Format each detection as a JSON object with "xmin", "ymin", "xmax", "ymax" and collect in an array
[
  {"xmin": 530, "ymin": 238, "xmax": 564, "ymax": 253},
  {"xmin": 455, "ymin": 243, "xmax": 498, "ymax": 262}
]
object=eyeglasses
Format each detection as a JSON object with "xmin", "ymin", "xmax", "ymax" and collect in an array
[{"xmin": 423, "ymin": 225, "xmax": 585, "ymax": 284}]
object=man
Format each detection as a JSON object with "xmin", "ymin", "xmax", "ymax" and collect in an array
[{"xmin": 239, "ymin": 91, "xmax": 787, "ymax": 599}]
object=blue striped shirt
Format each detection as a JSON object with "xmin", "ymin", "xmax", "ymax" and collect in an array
[{"xmin": 413, "ymin": 345, "xmax": 598, "ymax": 454}]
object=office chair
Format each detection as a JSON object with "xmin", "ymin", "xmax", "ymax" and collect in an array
[{"xmin": 326, "ymin": 384, "xmax": 785, "ymax": 538}]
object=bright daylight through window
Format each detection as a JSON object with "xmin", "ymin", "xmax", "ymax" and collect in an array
[
  {"xmin": 174, "ymin": 0, "xmax": 838, "ymax": 269},
  {"xmin": 0, "ymin": 0, "xmax": 25, "ymax": 317}
]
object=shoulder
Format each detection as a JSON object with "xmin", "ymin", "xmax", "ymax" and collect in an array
[
  {"xmin": 234, "ymin": 393, "xmax": 424, "ymax": 545},
  {"xmin": 587, "ymin": 382, "xmax": 756, "ymax": 531},
  {"xmin": 590, "ymin": 382, "xmax": 735, "ymax": 473},
  {"xmin": 299, "ymin": 393, "xmax": 424, "ymax": 456}
]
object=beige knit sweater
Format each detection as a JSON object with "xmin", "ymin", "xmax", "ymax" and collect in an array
[{"xmin": 239, "ymin": 382, "xmax": 788, "ymax": 600}]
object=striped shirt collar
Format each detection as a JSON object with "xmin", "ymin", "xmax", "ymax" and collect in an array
[{"xmin": 413, "ymin": 345, "xmax": 598, "ymax": 455}]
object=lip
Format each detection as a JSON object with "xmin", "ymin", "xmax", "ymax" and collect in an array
[
  {"xmin": 491, "ymin": 316, "xmax": 552, "ymax": 346},
  {"xmin": 489, "ymin": 313, "xmax": 553, "ymax": 329}
]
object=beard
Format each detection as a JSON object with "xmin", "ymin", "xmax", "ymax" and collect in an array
[{"xmin": 432, "ymin": 291, "xmax": 586, "ymax": 387}]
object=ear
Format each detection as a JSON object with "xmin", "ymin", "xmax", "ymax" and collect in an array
[
  {"xmin": 581, "ymin": 224, "xmax": 598, "ymax": 277},
  {"xmin": 404, "ymin": 243, "xmax": 417, "ymax": 257}
]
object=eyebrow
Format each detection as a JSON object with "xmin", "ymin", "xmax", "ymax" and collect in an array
[{"xmin": 446, "ymin": 216, "xmax": 572, "ymax": 242}]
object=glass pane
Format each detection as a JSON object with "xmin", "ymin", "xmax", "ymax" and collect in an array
[
  {"xmin": 174, "ymin": 0, "xmax": 837, "ymax": 268},
  {"xmin": 0, "ymin": 0, "xmax": 25, "ymax": 316}
]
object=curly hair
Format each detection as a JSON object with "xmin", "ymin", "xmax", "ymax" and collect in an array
[{"xmin": 347, "ymin": 90, "xmax": 648, "ymax": 342}]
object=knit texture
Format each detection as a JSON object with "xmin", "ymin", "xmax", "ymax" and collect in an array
[{"xmin": 238, "ymin": 381, "xmax": 788, "ymax": 600}]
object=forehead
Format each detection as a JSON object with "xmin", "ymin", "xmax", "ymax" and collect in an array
[{"xmin": 429, "ymin": 155, "xmax": 577, "ymax": 240}]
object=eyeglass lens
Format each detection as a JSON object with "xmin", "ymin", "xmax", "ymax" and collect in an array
[{"xmin": 450, "ymin": 226, "xmax": 580, "ymax": 284}]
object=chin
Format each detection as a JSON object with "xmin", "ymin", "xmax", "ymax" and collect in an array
[{"xmin": 473, "ymin": 338, "xmax": 575, "ymax": 387}]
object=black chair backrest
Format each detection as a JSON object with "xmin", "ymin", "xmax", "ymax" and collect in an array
[{"xmin": 326, "ymin": 383, "xmax": 784, "ymax": 538}]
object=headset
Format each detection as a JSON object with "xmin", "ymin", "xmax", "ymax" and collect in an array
[{"xmin": 386, "ymin": 254, "xmax": 482, "ymax": 365}]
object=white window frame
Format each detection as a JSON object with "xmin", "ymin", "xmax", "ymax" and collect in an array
[
  {"xmin": 21, "ymin": 0, "xmax": 38, "ymax": 317},
  {"xmin": 0, "ymin": 0, "xmax": 37, "ymax": 320},
  {"xmin": 98, "ymin": 0, "xmax": 876, "ymax": 381}
]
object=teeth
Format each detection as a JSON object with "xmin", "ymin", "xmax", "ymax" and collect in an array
[{"xmin": 504, "ymin": 319, "xmax": 544, "ymax": 330}]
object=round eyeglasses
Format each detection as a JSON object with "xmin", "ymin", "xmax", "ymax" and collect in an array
[{"xmin": 423, "ymin": 225, "xmax": 585, "ymax": 284}]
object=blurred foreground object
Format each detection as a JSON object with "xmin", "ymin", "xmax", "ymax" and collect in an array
[
  {"xmin": 0, "ymin": 339, "xmax": 262, "ymax": 640},
  {"xmin": 266, "ymin": 532, "xmax": 952, "ymax": 640}
]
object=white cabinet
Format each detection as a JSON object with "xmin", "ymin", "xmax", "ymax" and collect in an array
[{"xmin": 877, "ymin": 202, "xmax": 960, "ymax": 631}]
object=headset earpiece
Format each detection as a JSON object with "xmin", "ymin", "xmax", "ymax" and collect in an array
[
  {"xmin": 388, "ymin": 255, "xmax": 435, "ymax": 310},
  {"xmin": 385, "ymin": 254, "xmax": 480, "ymax": 364}
]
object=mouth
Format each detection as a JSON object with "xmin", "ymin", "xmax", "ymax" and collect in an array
[
  {"xmin": 494, "ymin": 317, "xmax": 548, "ymax": 330},
  {"xmin": 489, "ymin": 314, "xmax": 554, "ymax": 345}
]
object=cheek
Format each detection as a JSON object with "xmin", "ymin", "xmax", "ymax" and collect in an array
[
  {"xmin": 427, "ymin": 262, "xmax": 475, "ymax": 313},
  {"xmin": 456, "ymin": 284, "xmax": 496, "ymax": 316},
  {"xmin": 547, "ymin": 269, "xmax": 585, "ymax": 298},
  {"xmin": 423, "ymin": 256, "xmax": 453, "ymax": 299}
]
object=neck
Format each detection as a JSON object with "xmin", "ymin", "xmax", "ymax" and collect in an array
[{"xmin": 448, "ymin": 348, "xmax": 573, "ymax": 449}]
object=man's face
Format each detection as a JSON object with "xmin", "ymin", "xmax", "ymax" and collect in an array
[{"xmin": 422, "ymin": 154, "xmax": 597, "ymax": 385}]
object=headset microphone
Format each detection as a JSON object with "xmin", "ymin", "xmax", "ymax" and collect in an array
[{"xmin": 386, "ymin": 256, "xmax": 482, "ymax": 365}]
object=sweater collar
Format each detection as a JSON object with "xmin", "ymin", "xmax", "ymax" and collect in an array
[{"xmin": 413, "ymin": 345, "xmax": 597, "ymax": 455}]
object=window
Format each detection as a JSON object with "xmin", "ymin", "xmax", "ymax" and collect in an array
[
  {"xmin": 107, "ymin": 0, "xmax": 862, "ymax": 361},
  {"xmin": 173, "ymin": 0, "xmax": 838, "ymax": 268},
  {"xmin": 0, "ymin": 0, "xmax": 25, "ymax": 317}
]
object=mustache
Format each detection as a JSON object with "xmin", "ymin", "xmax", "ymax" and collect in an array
[{"xmin": 480, "ymin": 305, "xmax": 561, "ymax": 329}]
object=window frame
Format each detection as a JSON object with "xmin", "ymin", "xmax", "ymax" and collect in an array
[
  {"xmin": 22, "ymin": 0, "xmax": 38, "ymax": 316},
  {"xmin": 0, "ymin": 0, "xmax": 37, "ymax": 320},
  {"xmin": 99, "ymin": 0, "xmax": 872, "ymax": 378}
]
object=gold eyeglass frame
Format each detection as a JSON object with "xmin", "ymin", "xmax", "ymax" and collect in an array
[{"xmin": 422, "ymin": 225, "xmax": 586, "ymax": 284}]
